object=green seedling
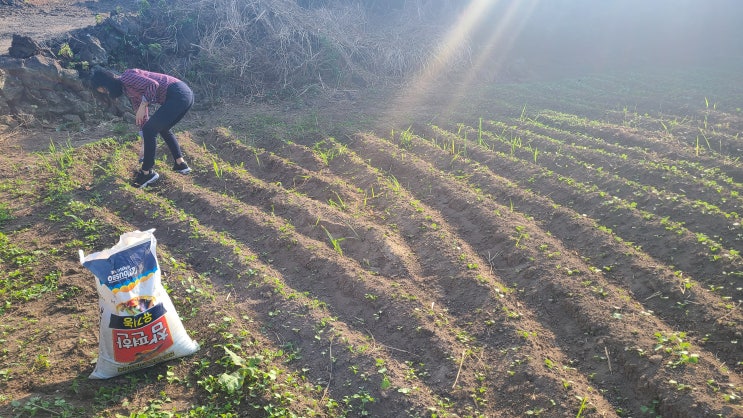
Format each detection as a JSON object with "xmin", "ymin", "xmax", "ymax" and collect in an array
[
  {"xmin": 575, "ymin": 396, "xmax": 588, "ymax": 418},
  {"xmin": 478, "ymin": 117, "xmax": 483, "ymax": 146},
  {"xmin": 398, "ymin": 126, "xmax": 414, "ymax": 149},
  {"xmin": 654, "ymin": 331, "xmax": 699, "ymax": 368},
  {"xmin": 212, "ymin": 158, "xmax": 223, "ymax": 178},
  {"xmin": 328, "ymin": 191, "xmax": 347, "ymax": 211},
  {"xmin": 321, "ymin": 225, "xmax": 345, "ymax": 256}
]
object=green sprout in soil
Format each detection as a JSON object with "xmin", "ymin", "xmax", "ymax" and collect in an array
[{"xmin": 321, "ymin": 225, "xmax": 345, "ymax": 256}]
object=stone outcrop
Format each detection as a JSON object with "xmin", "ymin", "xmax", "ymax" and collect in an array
[
  {"xmin": 0, "ymin": 19, "xmax": 133, "ymax": 131},
  {"xmin": 0, "ymin": 54, "xmax": 96, "ymax": 129},
  {"xmin": 8, "ymin": 35, "xmax": 41, "ymax": 59},
  {"xmin": 0, "ymin": 49, "xmax": 131, "ymax": 131}
]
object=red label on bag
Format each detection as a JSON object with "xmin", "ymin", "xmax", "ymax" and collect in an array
[{"xmin": 112, "ymin": 315, "xmax": 174, "ymax": 363}]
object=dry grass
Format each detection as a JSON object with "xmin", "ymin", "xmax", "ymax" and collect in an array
[{"xmin": 140, "ymin": 0, "xmax": 470, "ymax": 98}]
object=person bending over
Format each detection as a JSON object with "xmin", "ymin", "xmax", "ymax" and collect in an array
[{"xmin": 92, "ymin": 68, "xmax": 193, "ymax": 188}]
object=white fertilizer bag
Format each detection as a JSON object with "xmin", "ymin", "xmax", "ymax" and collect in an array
[{"xmin": 79, "ymin": 229, "xmax": 199, "ymax": 379}]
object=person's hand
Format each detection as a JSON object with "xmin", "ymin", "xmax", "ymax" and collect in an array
[{"xmin": 135, "ymin": 101, "xmax": 148, "ymax": 126}]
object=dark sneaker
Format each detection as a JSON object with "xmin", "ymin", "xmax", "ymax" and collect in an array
[
  {"xmin": 172, "ymin": 161, "xmax": 192, "ymax": 174},
  {"xmin": 133, "ymin": 170, "xmax": 159, "ymax": 188}
]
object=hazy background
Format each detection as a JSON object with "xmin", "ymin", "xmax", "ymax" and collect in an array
[{"xmin": 468, "ymin": 0, "xmax": 743, "ymax": 80}]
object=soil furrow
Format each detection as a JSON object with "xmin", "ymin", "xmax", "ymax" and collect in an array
[
  {"xmin": 181, "ymin": 137, "xmax": 626, "ymax": 414},
  {"xmin": 502, "ymin": 117, "xmax": 743, "ymax": 209},
  {"xmin": 479, "ymin": 117, "xmax": 743, "ymax": 213},
  {"xmin": 535, "ymin": 111, "xmax": 743, "ymax": 184},
  {"xmin": 347, "ymin": 132, "xmax": 742, "ymax": 417},
  {"xmin": 426, "ymin": 123, "xmax": 743, "ymax": 293},
  {"xmin": 385, "ymin": 127, "xmax": 743, "ymax": 371},
  {"xmin": 451, "ymin": 120, "xmax": 743, "ymax": 252},
  {"xmin": 95, "ymin": 165, "xmax": 446, "ymax": 414},
  {"xmin": 145, "ymin": 155, "xmax": 482, "ymax": 412},
  {"xmin": 318, "ymin": 140, "xmax": 623, "ymax": 414},
  {"xmin": 202, "ymin": 129, "xmax": 364, "ymax": 209}
]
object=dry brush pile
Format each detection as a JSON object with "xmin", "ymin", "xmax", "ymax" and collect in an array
[
  {"xmin": 0, "ymin": 0, "xmax": 470, "ymax": 129},
  {"xmin": 103, "ymin": 0, "xmax": 470, "ymax": 98}
]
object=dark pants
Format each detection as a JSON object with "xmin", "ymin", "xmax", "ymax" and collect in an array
[{"xmin": 140, "ymin": 81, "xmax": 194, "ymax": 171}]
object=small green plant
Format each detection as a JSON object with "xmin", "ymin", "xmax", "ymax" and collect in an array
[
  {"xmin": 387, "ymin": 174, "xmax": 401, "ymax": 193},
  {"xmin": 510, "ymin": 136, "xmax": 522, "ymax": 156},
  {"xmin": 321, "ymin": 226, "xmax": 345, "ymax": 256},
  {"xmin": 575, "ymin": 396, "xmax": 589, "ymax": 418},
  {"xmin": 503, "ymin": 307, "xmax": 521, "ymax": 319},
  {"xmin": 478, "ymin": 117, "xmax": 484, "ymax": 146},
  {"xmin": 640, "ymin": 399, "xmax": 660, "ymax": 415},
  {"xmin": 398, "ymin": 126, "xmax": 414, "ymax": 149},
  {"xmin": 11, "ymin": 396, "xmax": 79, "ymax": 417},
  {"xmin": 654, "ymin": 331, "xmax": 699, "ymax": 368},
  {"xmin": 197, "ymin": 346, "xmax": 293, "ymax": 415},
  {"xmin": 146, "ymin": 42, "xmax": 163, "ymax": 56},
  {"xmin": 313, "ymin": 138, "xmax": 346, "ymax": 166},
  {"xmin": 212, "ymin": 159, "xmax": 224, "ymax": 178},
  {"xmin": 514, "ymin": 225, "xmax": 529, "ymax": 248},
  {"xmin": 517, "ymin": 330, "xmax": 536, "ymax": 339},
  {"xmin": 544, "ymin": 358, "xmax": 555, "ymax": 369},
  {"xmin": 32, "ymin": 353, "xmax": 51, "ymax": 371},
  {"xmin": 341, "ymin": 390, "xmax": 375, "ymax": 416},
  {"xmin": 668, "ymin": 379, "xmax": 693, "ymax": 391},
  {"xmin": 328, "ymin": 191, "xmax": 347, "ymax": 211},
  {"xmin": 58, "ymin": 43, "xmax": 73, "ymax": 59},
  {"xmin": 0, "ymin": 203, "xmax": 12, "ymax": 225}
]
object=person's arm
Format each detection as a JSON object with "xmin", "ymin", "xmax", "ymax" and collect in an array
[
  {"xmin": 135, "ymin": 96, "xmax": 148, "ymax": 126},
  {"xmin": 120, "ymin": 70, "xmax": 159, "ymax": 126}
]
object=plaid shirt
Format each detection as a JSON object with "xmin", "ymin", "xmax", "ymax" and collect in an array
[{"xmin": 120, "ymin": 69, "xmax": 182, "ymax": 113}]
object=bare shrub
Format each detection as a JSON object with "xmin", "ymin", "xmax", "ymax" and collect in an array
[{"xmin": 138, "ymin": 0, "xmax": 471, "ymax": 99}]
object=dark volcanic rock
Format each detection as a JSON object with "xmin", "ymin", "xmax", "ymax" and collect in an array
[
  {"xmin": 8, "ymin": 34, "xmax": 40, "ymax": 58},
  {"xmin": 0, "ymin": 54, "xmax": 125, "ymax": 128}
]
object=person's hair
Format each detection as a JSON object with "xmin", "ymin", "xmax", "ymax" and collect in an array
[{"xmin": 91, "ymin": 69, "xmax": 123, "ymax": 98}]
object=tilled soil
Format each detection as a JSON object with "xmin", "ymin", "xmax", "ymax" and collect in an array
[{"xmin": 0, "ymin": 65, "xmax": 742, "ymax": 416}]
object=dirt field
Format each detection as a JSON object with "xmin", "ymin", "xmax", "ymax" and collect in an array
[
  {"xmin": 0, "ymin": 0, "xmax": 138, "ymax": 54},
  {"xmin": 1, "ymin": 1, "xmax": 743, "ymax": 417}
]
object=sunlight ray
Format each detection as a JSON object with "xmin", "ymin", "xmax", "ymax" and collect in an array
[{"xmin": 384, "ymin": 0, "xmax": 538, "ymax": 128}]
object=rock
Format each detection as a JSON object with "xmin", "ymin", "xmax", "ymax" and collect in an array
[
  {"xmin": 0, "ymin": 69, "xmax": 8, "ymax": 112},
  {"xmin": 0, "ymin": 94, "xmax": 8, "ymax": 116},
  {"xmin": 8, "ymin": 35, "xmax": 41, "ymax": 59},
  {"xmin": 0, "ymin": 54, "xmax": 102, "ymax": 127},
  {"xmin": 92, "ymin": 14, "xmax": 142, "ymax": 53},
  {"xmin": 0, "ymin": 13, "xmax": 141, "ymax": 128},
  {"xmin": 0, "ymin": 63, "xmax": 25, "ymax": 102},
  {"xmin": 68, "ymin": 34, "xmax": 108, "ymax": 67},
  {"xmin": 106, "ymin": 13, "xmax": 142, "ymax": 37}
]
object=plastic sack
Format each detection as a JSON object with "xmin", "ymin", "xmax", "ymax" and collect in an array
[{"xmin": 79, "ymin": 229, "xmax": 199, "ymax": 379}]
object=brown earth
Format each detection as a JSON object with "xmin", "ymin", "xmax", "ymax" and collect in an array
[
  {"xmin": 1, "ymin": 1, "xmax": 743, "ymax": 417},
  {"xmin": 0, "ymin": 0, "xmax": 139, "ymax": 55}
]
